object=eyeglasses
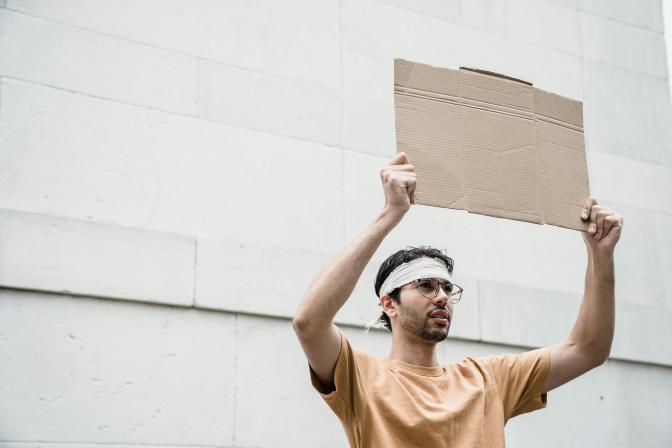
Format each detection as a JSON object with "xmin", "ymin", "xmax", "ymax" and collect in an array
[{"xmin": 403, "ymin": 278, "xmax": 463, "ymax": 304}]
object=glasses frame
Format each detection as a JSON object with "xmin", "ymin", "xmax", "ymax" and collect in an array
[{"xmin": 402, "ymin": 278, "xmax": 463, "ymax": 304}]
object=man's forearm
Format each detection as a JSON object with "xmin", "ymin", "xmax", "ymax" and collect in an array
[
  {"xmin": 294, "ymin": 206, "xmax": 404, "ymax": 331},
  {"xmin": 568, "ymin": 251, "xmax": 615, "ymax": 364}
]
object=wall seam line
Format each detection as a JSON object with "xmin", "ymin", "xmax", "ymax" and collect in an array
[{"xmin": 1, "ymin": 7, "xmax": 338, "ymax": 90}]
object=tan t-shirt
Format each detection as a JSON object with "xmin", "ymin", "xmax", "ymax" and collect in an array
[{"xmin": 310, "ymin": 331, "xmax": 550, "ymax": 448}]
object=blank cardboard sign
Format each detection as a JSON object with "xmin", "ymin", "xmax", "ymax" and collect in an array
[{"xmin": 394, "ymin": 58, "xmax": 590, "ymax": 231}]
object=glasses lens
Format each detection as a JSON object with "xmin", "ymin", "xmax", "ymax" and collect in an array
[
  {"xmin": 417, "ymin": 279, "xmax": 438, "ymax": 298},
  {"xmin": 450, "ymin": 285, "xmax": 463, "ymax": 303},
  {"xmin": 441, "ymin": 282, "xmax": 454, "ymax": 295}
]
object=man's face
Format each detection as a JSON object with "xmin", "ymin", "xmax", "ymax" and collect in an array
[{"xmin": 393, "ymin": 280, "xmax": 454, "ymax": 343}]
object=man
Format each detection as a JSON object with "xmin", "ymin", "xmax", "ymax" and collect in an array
[{"xmin": 293, "ymin": 152, "xmax": 623, "ymax": 447}]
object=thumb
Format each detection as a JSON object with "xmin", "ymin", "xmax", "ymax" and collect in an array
[{"xmin": 390, "ymin": 152, "xmax": 410, "ymax": 166}]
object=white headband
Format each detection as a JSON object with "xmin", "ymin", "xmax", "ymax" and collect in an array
[{"xmin": 378, "ymin": 257, "xmax": 451, "ymax": 298}]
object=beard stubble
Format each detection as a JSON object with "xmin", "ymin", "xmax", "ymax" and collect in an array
[{"xmin": 397, "ymin": 301, "xmax": 449, "ymax": 343}]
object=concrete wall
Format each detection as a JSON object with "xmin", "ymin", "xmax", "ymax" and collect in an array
[{"xmin": 0, "ymin": 0, "xmax": 670, "ymax": 446}]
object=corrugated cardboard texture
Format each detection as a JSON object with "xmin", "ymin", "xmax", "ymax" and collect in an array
[{"xmin": 394, "ymin": 59, "xmax": 590, "ymax": 231}]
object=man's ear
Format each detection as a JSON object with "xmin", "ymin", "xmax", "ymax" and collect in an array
[{"xmin": 380, "ymin": 294, "xmax": 398, "ymax": 318}]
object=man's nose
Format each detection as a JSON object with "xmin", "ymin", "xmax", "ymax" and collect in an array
[
  {"xmin": 432, "ymin": 289, "xmax": 449, "ymax": 306},
  {"xmin": 432, "ymin": 293, "xmax": 454, "ymax": 315}
]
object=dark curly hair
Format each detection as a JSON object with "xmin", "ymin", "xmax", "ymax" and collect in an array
[{"xmin": 372, "ymin": 246, "xmax": 454, "ymax": 331}]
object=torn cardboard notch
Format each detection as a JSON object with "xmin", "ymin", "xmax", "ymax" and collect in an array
[{"xmin": 393, "ymin": 58, "xmax": 590, "ymax": 231}]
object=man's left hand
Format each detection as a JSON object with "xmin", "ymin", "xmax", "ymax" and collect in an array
[{"xmin": 580, "ymin": 197, "xmax": 624, "ymax": 255}]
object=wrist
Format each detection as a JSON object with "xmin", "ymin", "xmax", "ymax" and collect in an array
[
  {"xmin": 380, "ymin": 205, "xmax": 408, "ymax": 224},
  {"xmin": 587, "ymin": 247, "xmax": 615, "ymax": 262},
  {"xmin": 587, "ymin": 250, "xmax": 615, "ymax": 273}
]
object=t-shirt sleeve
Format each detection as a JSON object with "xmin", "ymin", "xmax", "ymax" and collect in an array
[
  {"xmin": 478, "ymin": 347, "xmax": 551, "ymax": 421},
  {"xmin": 308, "ymin": 329, "xmax": 371, "ymax": 423}
]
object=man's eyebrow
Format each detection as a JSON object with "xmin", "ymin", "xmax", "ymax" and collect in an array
[
  {"xmin": 419, "ymin": 277, "xmax": 452, "ymax": 284},
  {"xmin": 432, "ymin": 278, "xmax": 454, "ymax": 285}
]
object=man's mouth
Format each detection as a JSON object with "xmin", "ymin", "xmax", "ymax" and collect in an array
[{"xmin": 428, "ymin": 309, "xmax": 450, "ymax": 324}]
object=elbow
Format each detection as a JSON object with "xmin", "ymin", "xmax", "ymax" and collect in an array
[
  {"xmin": 583, "ymin": 345, "xmax": 611, "ymax": 368},
  {"xmin": 292, "ymin": 315, "xmax": 321, "ymax": 346},
  {"xmin": 593, "ymin": 349, "xmax": 611, "ymax": 367},
  {"xmin": 587, "ymin": 354, "xmax": 608, "ymax": 369},
  {"xmin": 292, "ymin": 314, "xmax": 308, "ymax": 335},
  {"xmin": 293, "ymin": 310, "xmax": 332, "ymax": 341},
  {"xmin": 293, "ymin": 296, "xmax": 333, "ymax": 336},
  {"xmin": 293, "ymin": 310, "xmax": 317, "ymax": 337},
  {"xmin": 293, "ymin": 297, "xmax": 312, "ymax": 333},
  {"xmin": 570, "ymin": 338, "xmax": 611, "ymax": 369},
  {"xmin": 589, "ymin": 341, "xmax": 612, "ymax": 367}
]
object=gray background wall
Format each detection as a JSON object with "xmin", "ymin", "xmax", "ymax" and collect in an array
[{"xmin": 1, "ymin": 0, "xmax": 671, "ymax": 446}]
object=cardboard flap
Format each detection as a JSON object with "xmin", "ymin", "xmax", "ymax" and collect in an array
[
  {"xmin": 459, "ymin": 67, "xmax": 533, "ymax": 86},
  {"xmin": 394, "ymin": 58, "xmax": 590, "ymax": 231}
]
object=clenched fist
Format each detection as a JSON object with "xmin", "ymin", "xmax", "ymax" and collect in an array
[
  {"xmin": 380, "ymin": 152, "xmax": 416, "ymax": 214},
  {"xmin": 580, "ymin": 197, "xmax": 624, "ymax": 255}
]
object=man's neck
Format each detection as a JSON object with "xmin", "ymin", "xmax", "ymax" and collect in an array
[{"xmin": 387, "ymin": 331, "xmax": 440, "ymax": 367}]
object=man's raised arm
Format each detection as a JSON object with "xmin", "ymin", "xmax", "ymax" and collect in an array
[
  {"xmin": 293, "ymin": 152, "xmax": 416, "ymax": 391},
  {"xmin": 542, "ymin": 197, "xmax": 624, "ymax": 393}
]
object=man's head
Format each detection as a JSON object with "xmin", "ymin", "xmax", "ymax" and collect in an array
[{"xmin": 372, "ymin": 247, "xmax": 457, "ymax": 342}]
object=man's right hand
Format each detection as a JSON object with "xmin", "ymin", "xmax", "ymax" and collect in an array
[{"xmin": 380, "ymin": 152, "xmax": 416, "ymax": 214}]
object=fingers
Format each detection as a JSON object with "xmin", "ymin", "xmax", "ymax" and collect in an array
[
  {"xmin": 379, "ymin": 168, "xmax": 416, "ymax": 182},
  {"xmin": 386, "ymin": 164, "xmax": 415, "ymax": 172},
  {"xmin": 598, "ymin": 213, "xmax": 623, "ymax": 244},
  {"xmin": 601, "ymin": 214, "xmax": 621, "ymax": 239},
  {"xmin": 384, "ymin": 152, "xmax": 414, "ymax": 174},
  {"xmin": 581, "ymin": 197, "xmax": 624, "ymax": 241},
  {"xmin": 583, "ymin": 196, "xmax": 601, "ymax": 231},
  {"xmin": 394, "ymin": 172, "xmax": 417, "ymax": 193},
  {"xmin": 407, "ymin": 176, "xmax": 417, "ymax": 204},
  {"xmin": 595, "ymin": 208, "xmax": 611, "ymax": 239},
  {"xmin": 588, "ymin": 204, "xmax": 607, "ymax": 238},
  {"xmin": 581, "ymin": 197, "xmax": 597, "ymax": 221},
  {"xmin": 381, "ymin": 152, "xmax": 418, "ymax": 208}
]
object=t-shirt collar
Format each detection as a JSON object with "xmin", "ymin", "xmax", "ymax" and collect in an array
[{"xmin": 382, "ymin": 357, "xmax": 446, "ymax": 377}]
